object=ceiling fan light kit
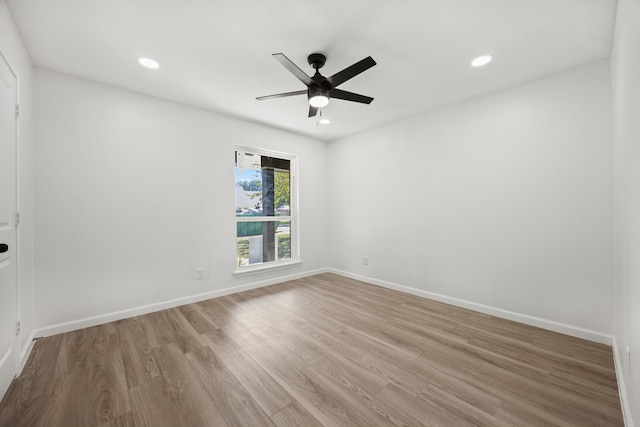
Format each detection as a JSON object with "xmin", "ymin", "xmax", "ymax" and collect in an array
[
  {"xmin": 308, "ymin": 86, "xmax": 330, "ymax": 108},
  {"xmin": 257, "ymin": 52, "xmax": 376, "ymax": 118}
]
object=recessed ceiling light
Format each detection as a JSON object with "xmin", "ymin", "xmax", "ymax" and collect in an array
[
  {"xmin": 471, "ymin": 54, "xmax": 493, "ymax": 67},
  {"xmin": 138, "ymin": 57, "xmax": 159, "ymax": 69}
]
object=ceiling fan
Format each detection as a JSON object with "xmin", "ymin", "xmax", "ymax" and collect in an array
[{"xmin": 257, "ymin": 53, "xmax": 377, "ymax": 117}]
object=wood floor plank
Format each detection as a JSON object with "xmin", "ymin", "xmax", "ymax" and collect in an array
[
  {"xmin": 222, "ymin": 296, "xmax": 391, "ymax": 397},
  {"xmin": 177, "ymin": 303, "xmax": 221, "ymax": 335},
  {"xmin": 130, "ymin": 343, "xmax": 230, "ymax": 427},
  {"xmin": 251, "ymin": 346, "xmax": 375, "ymax": 427},
  {"xmin": 0, "ymin": 335, "xmax": 65, "ymax": 426},
  {"xmin": 300, "ymin": 321, "xmax": 430, "ymax": 394},
  {"xmin": 184, "ymin": 344, "xmax": 277, "ymax": 427},
  {"xmin": 417, "ymin": 382, "xmax": 513, "ymax": 427},
  {"xmin": 96, "ymin": 410, "xmax": 135, "ymax": 427},
  {"xmin": 18, "ymin": 333, "xmax": 130, "ymax": 426},
  {"xmin": 196, "ymin": 298, "xmax": 269, "ymax": 355},
  {"xmin": 165, "ymin": 308, "xmax": 208, "ymax": 353},
  {"xmin": 374, "ymin": 383, "xmax": 478, "ymax": 427},
  {"xmin": 85, "ymin": 333, "xmax": 131, "ymax": 424},
  {"xmin": 0, "ymin": 273, "xmax": 624, "ymax": 426},
  {"xmin": 198, "ymin": 298, "xmax": 265, "ymax": 348},
  {"xmin": 200, "ymin": 331, "xmax": 296, "ymax": 416},
  {"xmin": 54, "ymin": 328, "xmax": 95, "ymax": 377},
  {"xmin": 292, "ymin": 322, "xmax": 391, "ymax": 395},
  {"xmin": 49, "ymin": 322, "xmax": 118, "ymax": 378},
  {"xmin": 137, "ymin": 308, "xmax": 205, "ymax": 353},
  {"xmin": 114, "ymin": 316, "xmax": 161, "ymax": 389},
  {"xmin": 270, "ymin": 401, "xmax": 325, "ymax": 427}
]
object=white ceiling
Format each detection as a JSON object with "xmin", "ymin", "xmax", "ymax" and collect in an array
[{"xmin": 7, "ymin": 0, "xmax": 617, "ymax": 141}]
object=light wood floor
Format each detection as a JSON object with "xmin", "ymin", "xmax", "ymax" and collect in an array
[{"xmin": 0, "ymin": 273, "xmax": 624, "ymax": 426}]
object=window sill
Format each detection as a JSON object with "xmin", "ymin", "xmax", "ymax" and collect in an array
[{"xmin": 233, "ymin": 259, "xmax": 303, "ymax": 277}]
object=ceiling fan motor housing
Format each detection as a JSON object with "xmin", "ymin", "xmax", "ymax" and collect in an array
[{"xmin": 308, "ymin": 53, "xmax": 326, "ymax": 70}]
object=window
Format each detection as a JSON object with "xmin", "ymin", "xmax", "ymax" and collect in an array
[{"xmin": 235, "ymin": 147, "xmax": 298, "ymax": 272}]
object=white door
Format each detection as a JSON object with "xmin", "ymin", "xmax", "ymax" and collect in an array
[{"xmin": 0, "ymin": 52, "xmax": 18, "ymax": 399}]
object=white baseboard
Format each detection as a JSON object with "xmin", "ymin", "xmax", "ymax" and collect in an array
[
  {"xmin": 611, "ymin": 336, "xmax": 635, "ymax": 427},
  {"xmin": 18, "ymin": 329, "xmax": 37, "ymax": 374},
  {"xmin": 34, "ymin": 267, "xmax": 329, "ymax": 339},
  {"xmin": 328, "ymin": 268, "xmax": 613, "ymax": 345}
]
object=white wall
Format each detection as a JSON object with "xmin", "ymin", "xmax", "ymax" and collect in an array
[
  {"xmin": 328, "ymin": 61, "xmax": 614, "ymax": 335},
  {"xmin": 0, "ymin": 0, "xmax": 35, "ymax": 365},
  {"xmin": 612, "ymin": 0, "xmax": 640, "ymax": 423},
  {"xmin": 34, "ymin": 69, "xmax": 328, "ymax": 329}
]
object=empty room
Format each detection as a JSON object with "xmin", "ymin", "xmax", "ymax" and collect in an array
[{"xmin": 0, "ymin": 0, "xmax": 638, "ymax": 425}]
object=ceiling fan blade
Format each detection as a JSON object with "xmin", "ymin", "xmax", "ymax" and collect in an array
[
  {"xmin": 256, "ymin": 90, "xmax": 307, "ymax": 101},
  {"xmin": 273, "ymin": 53, "xmax": 314, "ymax": 86},
  {"xmin": 329, "ymin": 88, "xmax": 374, "ymax": 104},
  {"xmin": 327, "ymin": 56, "xmax": 376, "ymax": 88},
  {"xmin": 308, "ymin": 105, "xmax": 319, "ymax": 117}
]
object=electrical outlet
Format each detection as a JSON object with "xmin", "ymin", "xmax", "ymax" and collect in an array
[
  {"xmin": 195, "ymin": 268, "xmax": 204, "ymax": 280},
  {"xmin": 626, "ymin": 346, "xmax": 631, "ymax": 377},
  {"xmin": 363, "ymin": 256, "xmax": 368, "ymax": 266}
]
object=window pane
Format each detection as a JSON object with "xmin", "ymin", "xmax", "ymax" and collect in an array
[
  {"xmin": 236, "ymin": 220, "xmax": 291, "ymax": 267},
  {"xmin": 274, "ymin": 170, "xmax": 290, "ymax": 216},
  {"xmin": 235, "ymin": 167, "xmax": 262, "ymax": 216},
  {"xmin": 235, "ymin": 167, "xmax": 289, "ymax": 217},
  {"xmin": 276, "ymin": 220, "xmax": 291, "ymax": 260}
]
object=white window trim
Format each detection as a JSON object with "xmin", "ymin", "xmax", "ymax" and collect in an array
[
  {"xmin": 234, "ymin": 145, "xmax": 300, "ymax": 274},
  {"xmin": 233, "ymin": 259, "xmax": 303, "ymax": 277}
]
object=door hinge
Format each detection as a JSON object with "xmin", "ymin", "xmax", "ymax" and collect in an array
[
  {"xmin": 16, "ymin": 321, "xmax": 21, "ymax": 335},
  {"xmin": 15, "ymin": 104, "xmax": 19, "ymax": 119},
  {"xmin": 15, "ymin": 212, "xmax": 20, "ymax": 227}
]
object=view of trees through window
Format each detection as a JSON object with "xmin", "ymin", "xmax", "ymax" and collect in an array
[{"xmin": 235, "ymin": 150, "xmax": 294, "ymax": 268}]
